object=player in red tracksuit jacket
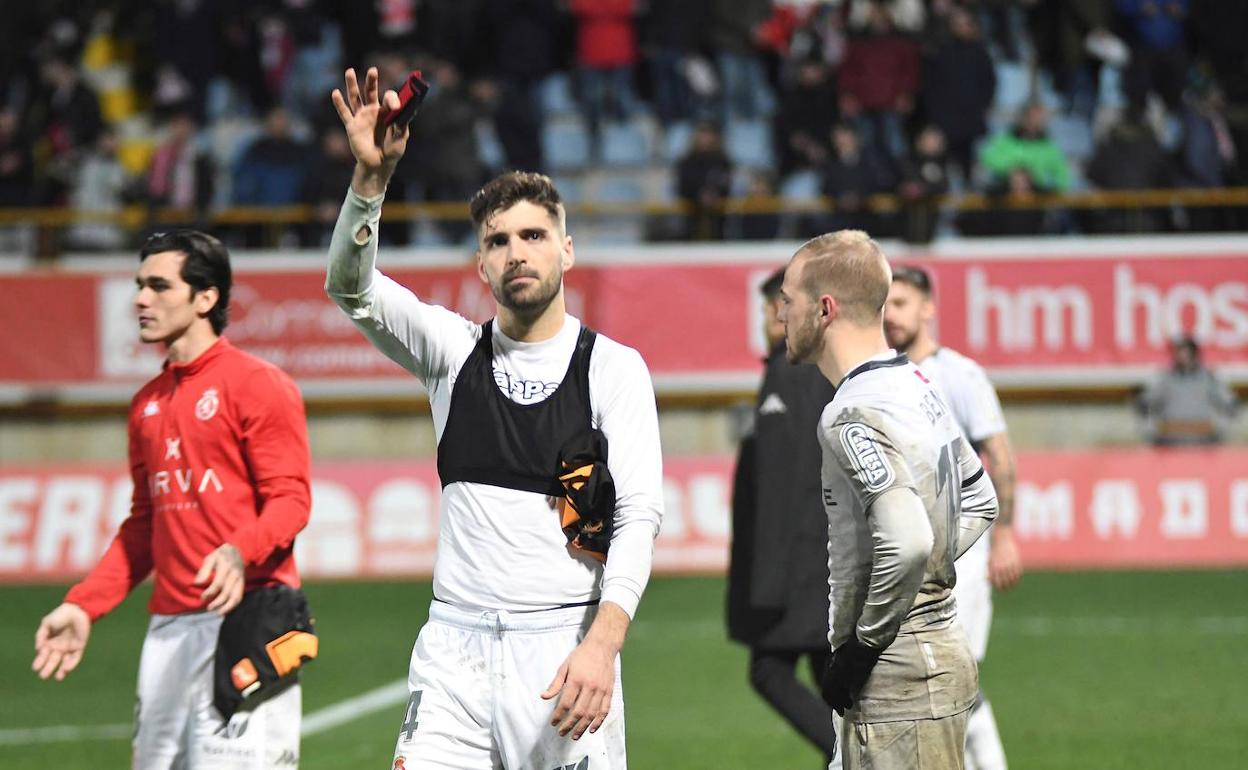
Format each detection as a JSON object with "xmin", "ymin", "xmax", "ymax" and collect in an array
[{"xmin": 32, "ymin": 230, "xmax": 313, "ymax": 770}]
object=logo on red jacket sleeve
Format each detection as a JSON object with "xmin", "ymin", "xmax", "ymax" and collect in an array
[{"xmin": 195, "ymin": 388, "xmax": 220, "ymax": 421}]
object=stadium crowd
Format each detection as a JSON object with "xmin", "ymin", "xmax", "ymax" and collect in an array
[{"xmin": 0, "ymin": 0, "xmax": 1245, "ymax": 251}]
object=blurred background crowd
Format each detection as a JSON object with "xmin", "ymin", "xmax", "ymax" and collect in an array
[{"xmin": 0, "ymin": 0, "xmax": 1245, "ymax": 253}]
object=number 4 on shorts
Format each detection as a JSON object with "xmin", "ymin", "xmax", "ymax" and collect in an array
[{"xmin": 400, "ymin": 691, "xmax": 423, "ymax": 741}]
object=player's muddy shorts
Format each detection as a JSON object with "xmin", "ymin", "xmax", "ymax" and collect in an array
[
  {"xmin": 393, "ymin": 600, "xmax": 627, "ymax": 770},
  {"xmin": 134, "ymin": 612, "xmax": 302, "ymax": 769},
  {"xmin": 842, "ymin": 601, "xmax": 977, "ymax": 770},
  {"xmin": 842, "ymin": 709, "xmax": 971, "ymax": 770}
]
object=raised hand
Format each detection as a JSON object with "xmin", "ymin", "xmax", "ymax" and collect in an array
[{"xmin": 331, "ymin": 67, "xmax": 410, "ymax": 192}]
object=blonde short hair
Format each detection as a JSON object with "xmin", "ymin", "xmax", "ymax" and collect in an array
[{"xmin": 793, "ymin": 230, "xmax": 891, "ymax": 325}]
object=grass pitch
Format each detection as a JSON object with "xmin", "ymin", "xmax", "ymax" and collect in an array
[{"xmin": 3, "ymin": 571, "xmax": 1246, "ymax": 769}]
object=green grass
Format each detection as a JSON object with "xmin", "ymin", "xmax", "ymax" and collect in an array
[{"xmin": 3, "ymin": 572, "xmax": 1246, "ymax": 769}]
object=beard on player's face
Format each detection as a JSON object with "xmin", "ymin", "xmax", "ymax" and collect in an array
[
  {"xmin": 491, "ymin": 261, "xmax": 563, "ymax": 317},
  {"xmin": 784, "ymin": 305, "xmax": 822, "ymax": 364},
  {"xmin": 884, "ymin": 321, "xmax": 919, "ymax": 352}
]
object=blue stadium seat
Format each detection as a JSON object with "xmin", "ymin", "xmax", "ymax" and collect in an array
[
  {"xmin": 206, "ymin": 119, "xmax": 261, "ymax": 207},
  {"xmin": 541, "ymin": 73, "xmax": 579, "ymax": 117},
  {"xmin": 549, "ymin": 174, "xmax": 584, "ymax": 205},
  {"xmin": 594, "ymin": 174, "xmax": 644, "ymax": 204},
  {"xmin": 725, "ymin": 118, "xmax": 773, "ymax": 168},
  {"xmin": 1049, "ymin": 114, "xmax": 1093, "ymax": 160},
  {"xmin": 600, "ymin": 119, "xmax": 652, "ymax": 167},
  {"xmin": 475, "ymin": 120, "xmax": 505, "ymax": 170},
  {"xmin": 994, "ymin": 62, "xmax": 1031, "ymax": 111},
  {"xmin": 542, "ymin": 119, "xmax": 591, "ymax": 171},
  {"xmin": 779, "ymin": 169, "xmax": 821, "ymax": 201},
  {"xmin": 662, "ymin": 121, "xmax": 694, "ymax": 163},
  {"xmin": 1098, "ymin": 66, "xmax": 1126, "ymax": 109}
]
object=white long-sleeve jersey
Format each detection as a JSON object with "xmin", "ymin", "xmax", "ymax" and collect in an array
[
  {"xmin": 326, "ymin": 189, "xmax": 663, "ymax": 618},
  {"xmin": 819, "ymin": 352, "xmax": 999, "ymax": 651}
]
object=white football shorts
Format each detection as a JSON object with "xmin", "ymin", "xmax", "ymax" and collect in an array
[
  {"xmin": 392, "ymin": 601, "xmax": 627, "ymax": 770},
  {"xmin": 133, "ymin": 611, "xmax": 302, "ymax": 769}
]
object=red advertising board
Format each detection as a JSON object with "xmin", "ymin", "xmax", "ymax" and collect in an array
[
  {"xmin": 1, "ymin": 237, "xmax": 1246, "ymax": 400},
  {"xmin": 2, "ymin": 448, "xmax": 1245, "ymax": 582}
]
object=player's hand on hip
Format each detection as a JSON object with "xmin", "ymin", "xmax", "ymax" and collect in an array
[
  {"xmin": 331, "ymin": 67, "xmax": 409, "ymax": 174},
  {"xmin": 32, "ymin": 603, "xmax": 91, "ymax": 681},
  {"xmin": 988, "ymin": 526, "xmax": 1024, "ymax": 591},
  {"xmin": 541, "ymin": 637, "xmax": 616, "ymax": 740},
  {"xmin": 194, "ymin": 543, "xmax": 246, "ymax": 615}
]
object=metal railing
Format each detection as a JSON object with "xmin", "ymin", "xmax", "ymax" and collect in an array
[{"xmin": 1, "ymin": 186, "xmax": 1246, "ymax": 256}]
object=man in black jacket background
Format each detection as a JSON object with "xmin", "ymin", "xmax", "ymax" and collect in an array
[{"xmin": 727, "ymin": 267, "xmax": 839, "ymax": 766}]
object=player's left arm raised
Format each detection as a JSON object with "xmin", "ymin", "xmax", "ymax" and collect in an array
[
  {"xmin": 198, "ymin": 368, "xmax": 312, "ymax": 615},
  {"xmin": 980, "ymin": 431, "xmax": 1022, "ymax": 590}
]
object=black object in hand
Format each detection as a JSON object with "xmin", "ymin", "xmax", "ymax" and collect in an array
[{"xmin": 821, "ymin": 636, "xmax": 883, "ymax": 716}]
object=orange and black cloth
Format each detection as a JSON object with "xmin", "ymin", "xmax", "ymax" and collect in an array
[
  {"xmin": 213, "ymin": 585, "xmax": 317, "ymax": 720},
  {"xmin": 556, "ymin": 429, "xmax": 616, "ymax": 561}
]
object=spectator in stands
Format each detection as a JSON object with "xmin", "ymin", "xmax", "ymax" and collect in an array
[
  {"xmin": 1026, "ymin": 0, "xmax": 1113, "ymax": 117},
  {"xmin": 68, "ymin": 127, "xmax": 129, "ymax": 250},
  {"xmin": 1176, "ymin": 80, "xmax": 1240, "ymax": 230},
  {"xmin": 897, "ymin": 125, "xmax": 950, "ymax": 243},
  {"xmin": 976, "ymin": 0, "xmax": 1027, "ymax": 62},
  {"xmin": 151, "ymin": 0, "xmax": 220, "ymax": 121},
  {"xmin": 1187, "ymin": 0, "xmax": 1248, "ymax": 128},
  {"xmin": 233, "ymin": 106, "xmax": 309, "ymax": 206},
  {"xmin": 569, "ymin": 0, "xmax": 640, "ymax": 161},
  {"xmin": 1177, "ymin": 82, "xmax": 1238, "ymax": 188},
  {"xmin": 278, "ymin": 2, "xmax": 344, "ymax": 121},
  {"xmin": 820, "ymin": 121, "xmax": 896, "ymax": 233},
  {"xmin": 958, "ymin": 166, "xmax": 1052, "ymax": 235},
  {"xmin": 233, "ymin": 106, "xmax": 309, "ymax": 246},
  {"xmin": 1085, "ymin": 108, "xmax": 1172, "ymax": 232},
  {"xmin": 486, "ymin": 0, "xmax": 561, "ymax": 172},
  {"xmin": 677, "ymin": 121, "xmax": 734, "ymax": 240},
  {"xmin": 0, "ymin": 108, "xmax": 31, "ymax": 209},
  {"xmin": 216, "ymin": 1, "xmax": 272, "ymax": 114},
  {"xmin": 147, "ymin": 111, "xmax": 212, "ymax": 213},
  {"xmin": 641, "ymin": 0, "xmax": 713, "ymax": 127},
  {"xmin": 33, "ymin": 52, "xmax": 103, "ymax": 206},
  {"xmin": 738, "ymin": 169, "xmax": 781, "ymax": 240},
  {"xmin": 709, "ymin": 0, "xmax": 776, "ymax": 122},
  {"xmin": 980, "ymin": 102, "xmax": 1072, "ymax": 193},
  {"xmin": 921, "ymin": 7, "xmax": 996, "ymax": 184},
  {"xmin": 374, "ymin": 0, "xmax": 421, "ymax": 50},
  {"xmin": 846, "ymin": 0, "xmax": 926, "ymax": 34},
  {"xmin": 773, "ymin": 57, "xmax": 838, "ymax": 180},
  {"xmin": 412, "ymin": 0, "xmax": 487, "ymax": 74},
  {"xmin": 407, "ymin": 57, "xmax": 489, "ymax": 243},
  {"xmin": 300, "ymin": 121, "xmax": 357, "ymax": 247},
  {"xmin": 838, "ymin": 2, "xmax": 920, "ymax": 162},
  {"xmin": 1116, "ymin": 0, "xmax": 1190, "ymax": 114},
  {"xmin": 1137, "ymin": 335, "xmax": 1237, "ymax": 446}
]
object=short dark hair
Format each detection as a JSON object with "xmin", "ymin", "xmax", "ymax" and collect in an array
[
  {"xmin": 760, "ymin": 267, "xmax": 785, "ymax": 299},
  {"xmin": 891, "ymin": 264, "xmax": 933, "ymax": 297},
  {"xmin": 139, "ymin": 230, "xmax": 232, "ymax": 334},
  {"xmin": 469, "ymin": 171, "xmax": 565, "ymax": 233}
]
